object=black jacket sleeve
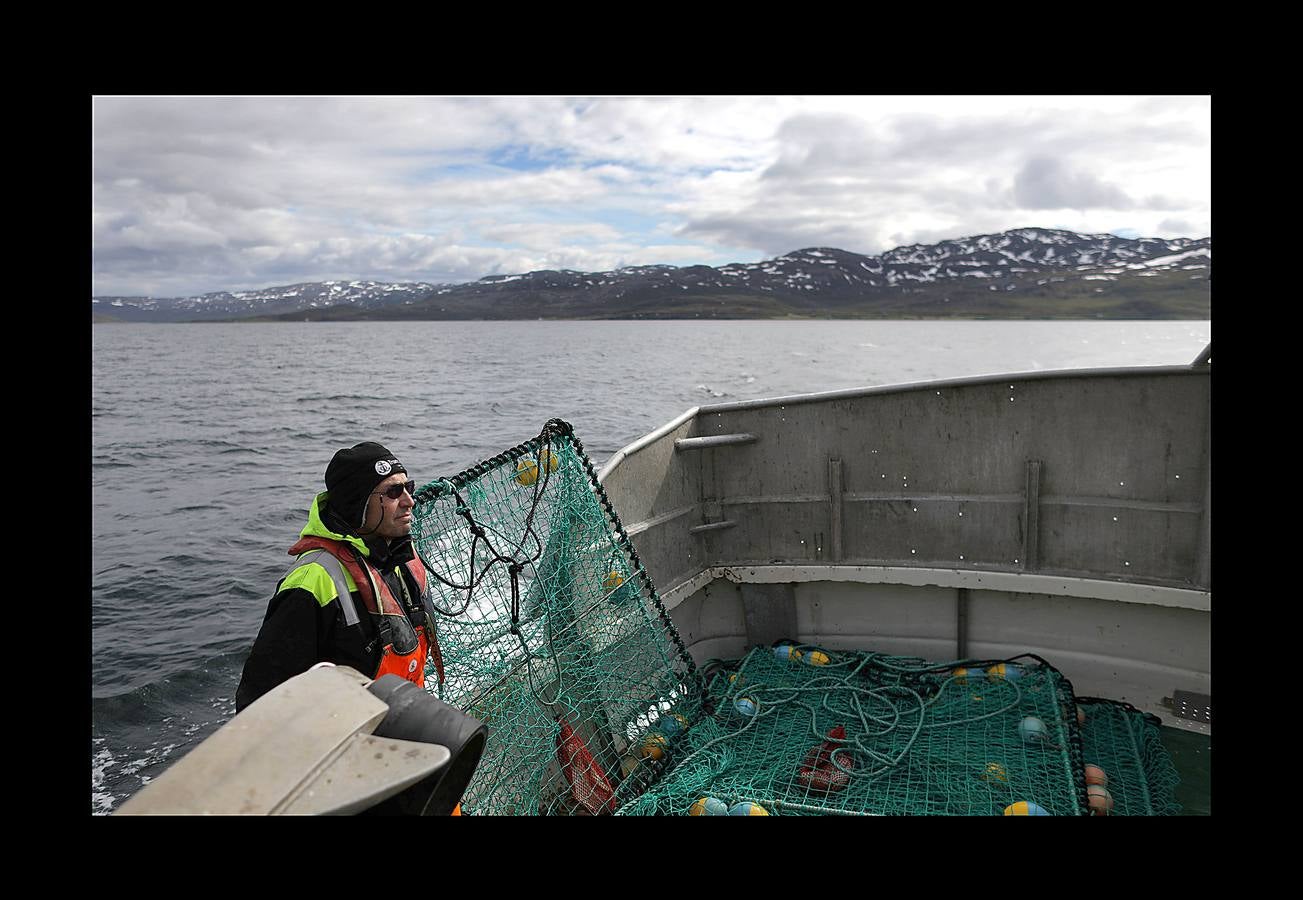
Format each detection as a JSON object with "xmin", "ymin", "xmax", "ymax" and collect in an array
[{"xmin": 234, "ymin": 586, "xmax": 332, "ymax": 713}]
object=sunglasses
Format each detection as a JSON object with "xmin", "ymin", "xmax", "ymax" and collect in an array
[{"xmin": 373, "ymin": 480, "xmax": 416, "ymax": 500}]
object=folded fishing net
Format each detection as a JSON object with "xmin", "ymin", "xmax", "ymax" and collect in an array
[
  {"xmin": 616, "ymin": 647, "xmax": 1182, "ymax": 816},
  {"xmin": 409, "ymin": 421, "xmax": 1184, "ymax": 816}
]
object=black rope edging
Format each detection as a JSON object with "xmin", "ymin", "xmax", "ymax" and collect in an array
[
  {"xmin": 1076, "ymin": 695, "xmax": 1165, "ymax": 730},
  {"xmin": 411, "ymin": 420, "xmax": 565, "ymax": 617},
  {"xmin": 565, "ymin": 426, "xmax": 706, "ymax": 701},
  {"xmin": 412, "ymin": 418, "xmax": 575, "ymax": 504}
]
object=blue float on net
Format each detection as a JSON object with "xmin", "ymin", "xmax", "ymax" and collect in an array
[
  {"xmin": 658, "ymin": 713, "xmax": 689, "ymax": 738},
  {"xmin": 735, "ymin": 697, "xmax": 758, "ymax": 718},
  {"xmin": 1018, "ymin": 716, "xmax": 1048, "ymax": 743},
  {"xmin": 774, "ymin": 645, "xmax": 803, "ymax": 661},
  {"xmin": 690, "ymin": 797, "xmax": 729, "ymax": 816}
]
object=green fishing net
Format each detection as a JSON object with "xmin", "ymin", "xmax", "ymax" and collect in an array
[
  {"xmin": 409, "ymin": 420, "xmax": 702, "ymax": 815},
  {"xmin": 1077, "ymin": 697, "xmax": 1183, "ymax": 816},
  {"xmin": 409, "ymin": 421, "xmax": 1183, "ymax": 816},
  {"xmin": 617, "ymin": 647, "xmax": 1181, "ymax": 816}
]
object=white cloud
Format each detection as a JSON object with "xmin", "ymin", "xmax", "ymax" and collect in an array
[
  {"xmin": 477, "ymin": 221, "xmax": 623, "ymax": 247},
  {"xmin": 1011, "ymin": 157, "xmax": 1135, "ymax": 210},
  {"xmin": 92, "ymin": 95, "xmax": 1211, "ymax": 296}
]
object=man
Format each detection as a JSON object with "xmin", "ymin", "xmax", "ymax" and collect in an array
[{"xmin": 236, "ymin": 442, "xmax": 443, "ymax": 712}]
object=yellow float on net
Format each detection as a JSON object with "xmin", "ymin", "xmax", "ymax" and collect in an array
[
  {"xmin": 603, "ymin": 571, "xmax": 624, "ymax": 591},
  {"xmin": 805, "ymin": 650, "xmax": 830, "ymax": 666},
  {"xmin": 986, "ymin": 663, "xmax": 1023, "ymax": 682},
  {"xmin": 638, "ymin": 733, "xmax": 668, "ymax": 760},
  {"xmin": 515, "ymin": 450, "xmax": 559, "ymax": 486},
  {"xmin": 690, "ymin": 797, "xmax": 729, "ymax": 816}
]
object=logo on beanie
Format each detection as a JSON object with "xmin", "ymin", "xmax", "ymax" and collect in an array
[{"xmin": 375, "ymin": 460, "xmax": 393, "ymax": 476}]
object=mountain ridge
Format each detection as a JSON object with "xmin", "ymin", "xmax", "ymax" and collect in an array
[{"xmin": 92, "ymin": 227, "xmax": 1211, "ymax": 322}]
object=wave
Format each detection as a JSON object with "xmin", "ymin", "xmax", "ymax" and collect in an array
[
  {"xmin": 296, "ymin": 393, "xmax": 386, "ymax": 404},
  {"xmin": 91, "ymin": 650, "xmax": 246, "ymax": 814},
  {"xmin": 157, "ymin": 552, "xmax": 213, "ymax": 567},
  {"xmin": 94, "ymin": 644, "xmax": 249, "ymax": 704}
]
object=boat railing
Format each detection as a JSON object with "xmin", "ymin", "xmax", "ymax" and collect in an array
[{"xmin": 599, "ymin": 365, "xmax": 1211, "ymax": 609}]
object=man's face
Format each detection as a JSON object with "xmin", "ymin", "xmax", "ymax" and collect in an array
[{"xmin": 362, "ymin": 472, "xmax": 415, "ymax": 540}]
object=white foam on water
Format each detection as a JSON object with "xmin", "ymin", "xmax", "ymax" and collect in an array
[{"xmin": 92, "ymin": 744, "xmax": 118, "ymax": 815}]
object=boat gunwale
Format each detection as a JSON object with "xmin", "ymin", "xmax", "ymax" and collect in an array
[
  {"xmin": 654, "ymin": 563, "xmax": 1210, "ymax": 613},
  {"xmin": 598, "ymin": 364, "xmax": 1207, "ymax": 480},
  {"xmin": 694, "ymin": 363, "xmax": 1207, "ymax": 416}
]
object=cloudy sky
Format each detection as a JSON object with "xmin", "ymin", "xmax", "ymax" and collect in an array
[{"xmin": 92, "ymin": 95, "xmax": 1211, "ymax": 298}]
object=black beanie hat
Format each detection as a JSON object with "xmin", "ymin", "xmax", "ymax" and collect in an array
[{"xmin": 324, "ymin": 441, "xmax": 408, "ymax": 532}]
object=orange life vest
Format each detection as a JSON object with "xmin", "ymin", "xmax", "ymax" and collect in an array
[{"xmin": 287, "ymin": 535, "xmax": 445, "ymax": 687}]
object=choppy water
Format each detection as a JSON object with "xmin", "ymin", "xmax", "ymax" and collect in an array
[{"xmin": 91, "ymin": 319, "xmax": 1210, "ymax": 813}]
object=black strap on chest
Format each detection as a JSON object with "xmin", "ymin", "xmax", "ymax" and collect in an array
[{"xmin": 287, "ymin": 548, "xmax": 427, "ymax": 657}]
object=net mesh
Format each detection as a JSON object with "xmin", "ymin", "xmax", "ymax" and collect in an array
[
  {"xmin": 1077, "ymin": 697, "xmax": 1183, "ymax": 816},
  {"xmin": 617, "ymin": 647, "xmax": 1181, "ymax": 816},
  {"xmin": 409, "ymin": 420, "xmax": 702, "ymax": 815},
  {"xmin": 409, "ymin": 421, "xmax": 1183, "ymax": 816}
]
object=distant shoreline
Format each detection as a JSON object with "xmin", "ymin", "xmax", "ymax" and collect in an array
[{"xmin": 93, "ymin": 314, "xmax": 1213, "ymax": 324}]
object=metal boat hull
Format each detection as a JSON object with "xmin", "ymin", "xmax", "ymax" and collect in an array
[{"xmin": 598, "ymin": 364, "xmax": 1211, "ymax": 735}]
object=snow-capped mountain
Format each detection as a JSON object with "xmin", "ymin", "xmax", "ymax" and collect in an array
[
  {"xmin": 91, "ymin": 280, "xmax": 445, "ymax": 323},
  {"xmin": 92, "ymin": 228, "xmax": 1210, "ymax": 322}
]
